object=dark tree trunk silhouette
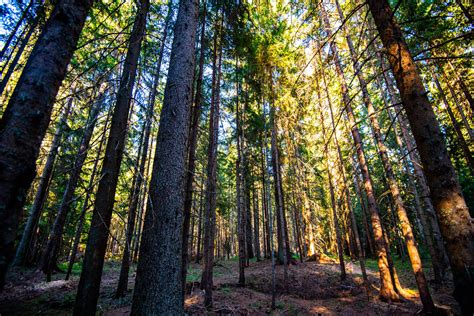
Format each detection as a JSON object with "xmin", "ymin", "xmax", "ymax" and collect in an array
[
  {"xmin": 115, "ymin": 4, "xmax": 170, "ymax": 298},
  {"xmin": 0, "ymin": 0, "xmax": 93, "ymax": 290},
  {"xmin": 73, "ymin": 0, "xmax": 149, "ymax": 312}
]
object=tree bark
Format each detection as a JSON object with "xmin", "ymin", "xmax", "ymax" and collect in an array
[
  {"xmin": 201, "ymin": 16, "xmax": 222, "ymax": 307},
  {"xmin": 236, "ymin": 59, "xmax": 246, "ymax": 286},
  {"xmin": 0, "ymin": 0, "xmax": 93, "ymax": 290},
  {"xmin": 380, "ymin": 53, "xmax": 449, "ymax": 283},
  {"xmin": 368, "ymin": 1, "xmax": 474, "ymax": 313},
  {"xmin": 253, "ymin": 188, "xmax": 261, "ymax": 261},
  {"xmin": 270, "ymin": 105, "xmax": 289, "ymax": 291},
  {"xmin": 130, "ymin": 0, "xmax": 198, "ymax": 314},
  {"xmin": 73, "ymin": 0, "xmax": 149, "ymax": 312},
  {"xmin": 115, "ymin": 4, "xmax": 170, "ymax": 298},
  {"xmin": 182, "ymin": 0, "xmax": 206, "ymax": 291}
]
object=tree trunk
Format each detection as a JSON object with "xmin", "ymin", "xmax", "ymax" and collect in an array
[
  {"xmin": 270, "ymin": 105, "xmax": 289, "ymax": 291},
  {"xmin": 182, "ymin": 0, "xmax": 206, "ymax": 291},
  {"xmin": 13, "ymin": 97, "xmax": 73, "ymax": 267},
  {"xmin": 130, "ymin": 0, "xmax": 198, "ymax": 314},
  {"xmin": 116, "ymin": 4, "xmax": 170, "ymax": 298},
  {"xmin": 368, "ymin": 1, "xmax": 474, "ymax": 313},
  {"xmin": 0, "ymin": 0, "xmax": 93, "ymax": 290},
  {"xmin": 334, "ymin": 1, "xmax": 435, "ymax": 310},
  {"xmin": 236, "ymin": 59, "xmax": 246, "ymax": 286},
  {"xmin": 73, "ymin": 0, "xmax": 149, "ymax": 312},
  {"xmin": 200, "ymin": 16, "xmax": 222, "ymax": 307},
  {"xmin": 318, "ymin": 4, "xmax": 399, "ymax": 301},
  {"xmin": 253, "ymin": 188, "xmax": 261, "ymax": 261},
  {"xmin": 380, "ymin": 53, "xmax": 449, "ymax": 283},
  {"xmin": 40, "ymin": 91, "xmax": 102, "ymax": 279},
  {"xmin": 318, "ymin": 91, "xmax": 346, "ymax": 281},
  {"xmin": 260, "ymin": 138, "xmax": 271, "ymax": 258}
]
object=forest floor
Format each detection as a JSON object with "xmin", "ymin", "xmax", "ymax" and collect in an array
[{"xmin": 0, "ymin": 255, "xmax": 460, "ymax": 315}]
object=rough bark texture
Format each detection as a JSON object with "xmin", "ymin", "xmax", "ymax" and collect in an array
[
  {"xmin": 0, "ymin": 0, "xmax": 93, "ymax": 290},
  {"xmin": 41, "ymin": 94, "xmax": 101, "ymax": 278},
  {"xmin": 201, "ymin": 18, "xmax": 222, "ymax": 307},
  {"xmin": 368, "ymin": 1, "xmax": 474, "ymax": 314},
  {"xmin": 73, "ymin": 0, "xmax": 149, "ymax": 313},
  {"xmin": 116, "ymin": 5, "xmax": 170, "ymax": 298},
  {"xmin": 130, "ymin": 0, "xmax": 198, "ymax": 314},
  {"xmin": 182, "ymin": 1, "xmax": 206, "ymax": 291}
]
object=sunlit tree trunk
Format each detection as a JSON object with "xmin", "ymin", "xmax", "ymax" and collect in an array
[
  {"xmin": 368, "ymin": 1, "xmax": 474, "ymax": 313},
  {"xmin": 317, "ymin": 46, "xmax": 368, "ymax": 281},
  {"xmin": 318, "ymin": 95, "xmax": 346, "ymax": 281},
  {"xmin": 318, "ymin": 4, "xmax": 399, "ymax": 300},
  {"xmin": 334, "ymin": 1, "xmax": 434, "ymax": 310},
  {"xmin": 380, "ymin": 53, "xmax": 449, "ymax": 283}
]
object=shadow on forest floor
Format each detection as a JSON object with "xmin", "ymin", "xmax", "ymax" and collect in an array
[{"xmin": 0, "ymin": 258, "xmax": 460, "ymax": 315}]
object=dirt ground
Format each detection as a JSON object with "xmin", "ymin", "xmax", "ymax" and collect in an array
[{"xmin": 0, "ymin": 258, "xmax": 459, "ymax": 315}]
